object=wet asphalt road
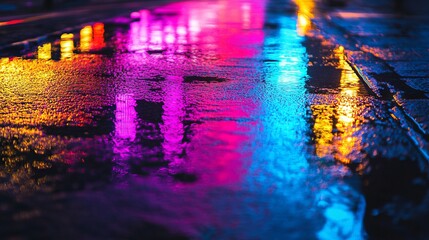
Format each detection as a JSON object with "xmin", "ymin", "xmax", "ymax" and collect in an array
[{"xmin": 1, "ymin": 0, "xmax": 429, "ymax": 239}]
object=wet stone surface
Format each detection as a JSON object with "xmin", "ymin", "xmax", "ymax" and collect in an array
[
  {"xmin": 1, "ymin": 0, "xmax": 429, "ymax": 239},
  {"xmin": 318, "ymin": 1, "xmax": 429, "ymax": 140}
]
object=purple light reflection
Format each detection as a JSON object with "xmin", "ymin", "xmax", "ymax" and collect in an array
[
  {"xmin": 114, "ymin": 93, "xmax": 137, "ymax": 174},
  {"xmin": 161, "ymin": 76, "xmax": 185, "ymax": 167}
]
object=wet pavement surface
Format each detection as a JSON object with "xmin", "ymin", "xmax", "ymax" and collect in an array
[
  {"xmin": 314, "ymin": 0, "xmax": 429, "ymax": 156},
  {"xmin": 1, "ymin": 0, "xmax": 429, "ymax": 239}
]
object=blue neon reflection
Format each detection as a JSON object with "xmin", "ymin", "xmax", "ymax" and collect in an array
[{"xmin": 250, "ymin": 15, "xmax": 309, "ymax": 189}]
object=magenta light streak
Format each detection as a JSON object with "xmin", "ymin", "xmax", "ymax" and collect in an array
[
  {"xmin": 122, "ymin": 0, "xmax": 266, "ymax": 185},
  {"xmin": 161, "ymin": 76, "xmax": 185, "ymax": 166},
  {"xmin": 113, "ymin": 94, "xmax": 137, "ymax": 174},
  {"xmin": 115, "ymin": 93, "xmax": 137, "ymax": 141}
]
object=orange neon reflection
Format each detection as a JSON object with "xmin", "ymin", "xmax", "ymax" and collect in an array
[
  {"xmin": 294, "ymin": 0, "xmax": 314, "ymax": 36},
  {"xmin": 93, "ymin": 23, "xmax": 106, "ymax": 50}
]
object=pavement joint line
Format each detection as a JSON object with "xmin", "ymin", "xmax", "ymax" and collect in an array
[
  {"xmin": 345, "ymin": 57, "xmax": 381, "ymax": 98},
  {"xmin": 344, "ymin": 51, "xmax": 428, "ymax": 139},
  {"xmin": 390, "ymin": 106, "xmax": 429, "ymax": 162},
  {"xmin": 393, "ymin": 94, "xmax": 429, "ymax": 139}
]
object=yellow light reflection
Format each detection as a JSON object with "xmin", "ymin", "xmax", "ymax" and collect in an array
[
  {"xmin": 60, "ymin": 33, "xmax": 74, "ymax": 59},
  {"xmin": 294, "ymin": 0, "xmax": 314, "ymax": 36},
  {"xmin": 37, "ymin": 43, "xmax": 52, "ymax": 60},
  {"xmin": 80, "ymin": 25, "xmax": 93, "ymax": 52},
  {"xmin": 312, "ymin": 46, "xmax": 363, "ymax": 164},
  {"xmin": 1, "ymin": 57, "xmax": 10, "ymax": 64},
  {"xmin": 312, "ymin": 105, "xmax": 334, "ymax": 158},
  {"xmin": 0, "ymin": 50, "xmax": 104, "ymax": 193},
  {"xmin": 335, "ymin": 46, "xmax": 362, "ymax": 164}
]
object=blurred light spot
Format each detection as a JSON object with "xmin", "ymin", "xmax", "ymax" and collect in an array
[
  {"xmin": 294, "ymin": 0, "xmax": 314, "ymax": 36},
  {"xmin": 60, "ymin": 33, "xmax": 74, "ymax": 59},
  {"xmin": 115, "ymin": 94, "xmax": 137, "ymax": 141},
  {"xmin": 333, "ymin": 12, "xmax": 395, "ymax": 19},
  {"xmin": 37, "ymin": 43, "xmax": 51, "ymax": 60},
  {"xmin": 161, "ymin": 76, "xmax": 185, "ymax": 163},
  {"xmin": 80, "ymin": 26, "xmax": 93, "ymax": 52},
  {"xmin": 312, "ymin": 105, "xmax": 334, "ymax": 158},
  {"xmin": 317, "ymin": 185, "xmax": 366, "ymax": 240},
  {"xmin": 130, "ymin": 11, "xmax": 140, "ymax": 19},
  {"xmin": 93, "ymin": 23, "xmax": 106, "ymax": 50},
  {"xmin": 241, "ymin": 3, "xmax": 251, "ymax": 29}
]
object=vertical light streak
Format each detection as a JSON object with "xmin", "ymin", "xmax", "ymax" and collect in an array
[
  {"xmin": 334, "ymin": 46, "xmax": 362, "ymax": 164},
  {"xmin": 93, "ymin": 23, "xmax": 105, "ymax": 50},
  {"xmin": 294, "ymin": 0, "xmax": 314, "ymax": 36},
  {"xmin": 60, "ymin": 33, "xmax": 74, "ymax": 59},
  {"xmin": 80, "ymin": 25, "xmax": 93, "ymax": 52},
  {"xmin": 161, "ymin": 76, "xmax": 185, "ymax": 165}
]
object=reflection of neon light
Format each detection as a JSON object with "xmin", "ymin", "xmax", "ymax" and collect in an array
[
  {"xmin": 255, "ymin": 14, "xmax": 309, "ymax": 184},
  {"xmin": 164, "ymin": 25, "xmax": 176, "ymax": 44},
  {"xmin": 37, "ymin": 43, "xmax": 52, "ymax": 60},
  {"xmin": 189, "ymin": 11, "xmax": 200, "ymax": 43},
  {"xmin": 241, "ymin": 3, "xmax": 251, "ymax": 29},
  {"xmin": 276, "ymin": 17, "xmax": 307, "ymax": 83},
  {"xmin": 0, "ymin": 58, "xmax": 9, "ymax": 64},
  {"xmin": 113, "ymin": 93, "xmax": 137, "ymax": 175},
  {"xmin": 335, "ymin": 46, "xmax": 362, "ymax": 164},
  {"xmin": 317, "ymin": 184, "xmax": 366, "ymax": 240},
  {"xmin": 150, "ymin": 29, "xmax": 163, "ymax": 50},
  {"xmin": 130, "ymin": 11, "xmax": 140, "ymax": 19},
  {"xmin": 93, "ymin": 23, "xmax": 105, "ymax": 50},
  {"xmin": 80, "ymin": 26, "xmax": 93, "ymax": 52},
  {"xmin": 311, "ymin": 46, "xmax": 363, "ymax": 164},
  {"xmin": 0, "ymin": 19, "xmax": 24, "ymax": 26},
  {"xmin": 115, "ymin": 94, "xmax": 137, "ymax": 141},
  {"xmin": 294, "ymin": 0, "xmax": 314, "ymax": 36},
  {"xmin": 161, "ymin": 76, "xmax": 184, "ymax": 163},
  {"xmin": 312, "ymin": 105, "xmax": 334, "ymax": 158},
  {"xmin": 60, "ymin": 33, "xmax": 74, "ymax": 59},
  {"xmin": 297, "ymin": 13, "xmax": 311, "ymax": 36},
  {"xmin": 176, "ymin": 25, "xmax": 187, "ymax": 45}
]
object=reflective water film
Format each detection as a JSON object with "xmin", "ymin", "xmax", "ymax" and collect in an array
[{"xmin": 0, "ymin": 0, "xmax": 428, "ymax": 239}]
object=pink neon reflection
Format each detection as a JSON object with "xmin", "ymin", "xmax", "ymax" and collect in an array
[
  {"xmin": 161, "ymin": 76, "xmax": 185, "ymax": 165},
  {"xmin": 124, "ymin": 0, "xmax": 266, "ymax": 186},
  {"xmin": 115, "ymin": 93, "xmax": 137, "ymax": 141},
  {"xmin": 127, "ymin": 1, "xmax": 265, "ymax": 62},
  {"xmin": 114, "ymin": 94, "xmax": 137, "ymax": 174}
]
